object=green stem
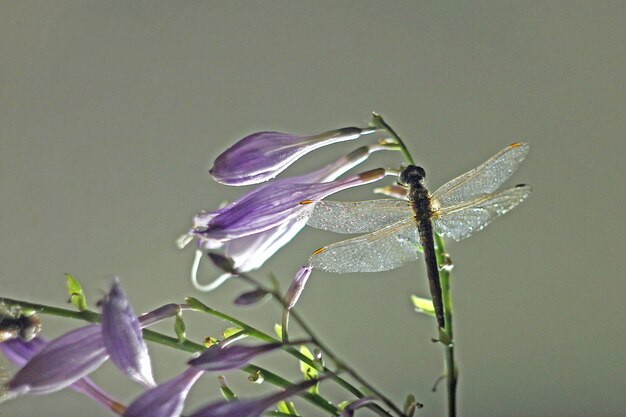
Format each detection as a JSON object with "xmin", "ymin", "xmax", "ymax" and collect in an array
[
  {"xmin": 370, "ymin": 112, "xmax": 415, "ymax": 165},
  {"xmin": 0, "ymin": 297, "xmax": 339, "ymax": 415},
  {"xmin": 372, "ymin": 116, "xmax": 458, "ymax": 417},
  {"xmin": 435, "ymin": 234, "xmax": 458, "ymax": 417}
]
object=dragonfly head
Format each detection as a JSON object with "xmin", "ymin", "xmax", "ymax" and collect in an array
[{"xmin": 399, "ymin": 165, "xmax": 426, "ymax": 187}]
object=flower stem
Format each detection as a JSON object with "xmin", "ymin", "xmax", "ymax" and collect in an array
[
  {"xmin": 373, "ymin": 116, "xmax": 459, "ymax": 417},
  {"xmin": 370, "ymin": 112, "xmax": 415, "ymax": 165},
  {"xmin": 435, "ymin": 234, "xmax": 458, "ymax": 417}
]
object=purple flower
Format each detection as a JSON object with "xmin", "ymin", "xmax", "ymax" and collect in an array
[
  {"xmin": 200, "ymin": 168, "xmax": 389, "ymax": 241},
  {"xmin": 188, "ymin": 342, "xmax": 284, "ymax": 372},
  {"xmin": 0, "ymin": 337, "xmax": 125, "ymax": 414},
  {"xmin": 5, "ymin": 324, "xmax": 107, "ymax": 397},
  {"xmin": 189, "ymin": 378, "xmax": 321, "ymax": 417},
  {"xmin": 101, "ymin": 279, "xmax": 156, "ymax": 388},
  {"xmin": 210, "ymin": 127, "xmax": 377, "ymax": 186},
  {"xmin": 122, "ymin": 367, "xmax": 204, "ymax": 417},
  {"xmin": 285, "ymin": 266, "xmax": 312, "ymax": 310},
  {"xmin": 180, "ymin": 145, "xmax": 391, "ymax": 291}
]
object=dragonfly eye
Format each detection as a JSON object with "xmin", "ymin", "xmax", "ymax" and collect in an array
[{"xmin": 399, "ymin": 165, "xmax": 426, "ymax": 186}]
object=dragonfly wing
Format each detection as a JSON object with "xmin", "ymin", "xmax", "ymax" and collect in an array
[
  {"xmin": 431, "ymin": 143, "xmax": 529, "ymax": 209},
  {"xmin": 434, "ymin": 184, "xmax": 532, "ymax": 241},
  {"xmin": 306, "ymin": 199, "xmax": 412, "ymax": 234},
  {"xmin": 309, "ymin": 217, "xmax": 421, "ymax": 273}
]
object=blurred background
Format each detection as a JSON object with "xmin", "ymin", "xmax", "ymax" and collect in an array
[{"xmin": 1, "ymin": 2, "xmax": 624, "ymax": 416}]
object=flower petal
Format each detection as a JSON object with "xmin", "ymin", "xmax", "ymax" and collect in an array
[
  {"xmin": 188, "ymin": 342, "xmax": 283, "ymax": 372},
  {"xmin": 202, "ymin": 168, "xmax": 389, "ymax": 240},
  {"xmin": 210, "ymin": 127, "xmax": 376, "ymax": 186},
  {"xmin": 101, "ymin": 280, "xmax": 155, "ymax": 388},
  {"xmin": 6, "ymin": 324, "xmax": 107, "ymax": 396},
  {"xmin": 122, "ymin": 367, "xmax": 204, "ymax": 417},
  {"xmin": 189, "ymin": 378, "xmax": 321, "ymax": 417}
]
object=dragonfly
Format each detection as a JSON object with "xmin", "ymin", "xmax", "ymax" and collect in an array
[{"xmin": 304, "ymin": 142, "xmax": 531, "ymax": 329}]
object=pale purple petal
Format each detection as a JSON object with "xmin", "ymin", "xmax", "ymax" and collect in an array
[
  {"xmin": 202, "ymin": 168, "xmax": 389, "ymax": 240},
  {"xmin": 188, "ymin": 342, "xmax": 283, "ymax": 371},
  {"xmin": 189, "ymin": 378, "xmax": 320, "ymax": 417},
  {"xmin": 123, "ymin": 367, "xmax": 204, "ymax": 417},
  {"xmin": 210, "ymin": 127, "xmax": 376, "ymax": 186},
  {"xmin": 222, "ymin": 217, "xmax": 306, "ymax": 272},
  {"xmin": 101, "ymin": 280, "xmax": 155, "ymax": 388},
  {"xmin": 285, "ymin": 266, "xmax": 312, "ymax": 310},
  {"xmin": 1, "ymin": 337, "xmax": 124, "ymax": 413},
  {"xmin": 6, "ymin": 324, "xmax": 107, "ymax": 396}
]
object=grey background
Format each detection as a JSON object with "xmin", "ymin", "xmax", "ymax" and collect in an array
[{"xmin": 1, "ymin": 2, "xmax": 624, "ymax": 416}]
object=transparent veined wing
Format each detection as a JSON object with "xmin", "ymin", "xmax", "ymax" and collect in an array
[
  {"xmin": 309, "ymin": 216, "xmax": 421, "ymax": 273},
  {"xmin": 433, "ymin": 184, "xmax": 532, "ymax": 241},
  {"xmin": 306, "ymin": 199, "xmax": 412, "ymax": 234},
  {"xmin": 431, "ymin": 143, "xmax": 529, "ymax": 209}
]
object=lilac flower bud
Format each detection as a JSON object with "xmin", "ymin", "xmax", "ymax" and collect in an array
[
  {"xmin": 5, "ymin": 324, "xmax": 107, "ymax": 396},
  {"xmin": 203, "ymin": 168, "xmax": 389, "ymax": 241},
  {"xmin": 122, "ymin": 367, "xmax": 204, "ymax": 417},
  {"xmin": 285, "ymin": 266, "xmax": 312, "ymax": 310},
  {"xmin": 233, "ymin": 288, "xmax": 270, "ymax": 306},
  {"xmin": 101, "ymin": 280, "xmax": 156, "ymax": 388},
  {"xmin": 210, "ymin": 127, "xmax": 377, "ymax": 186},
  {"xmin": 189, "ymin": 378, "xmax": 321, "ymax": 417},
  {"xmin": 0, "ymin": 337, "xmax": 124, "ymax": 414},
  {"xmin": 188, "ymin": 342, "xmax": 284, "ymax": 371}
]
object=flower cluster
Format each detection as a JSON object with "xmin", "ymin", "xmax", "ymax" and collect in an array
[{"xmin": 178, "ymin": 124, "xmax": 399, "ymax": 291}]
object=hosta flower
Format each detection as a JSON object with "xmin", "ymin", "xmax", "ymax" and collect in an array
[
  {"xmin": 180, "ymin": 145, "xmax": 392, "ymax": 291},
  {"xmin": 202, "ymin": 168, "xmax": 389, "ymax": 241},
  {"xmin": 122, "ymin": 367, "xmax": 204, "ymax": 417},
  {"xmin": 210, "ymin": 127, "xmax": 377, "ymax": 186},
  {"xmin": 189, "ymin": 378, "xmax": 322, "ymax": 417},
  {"xmin": 3, "ymin": 280, "xmax": 165, "ymax": 399},
  {"xmin": 0, "ymin": 337, "xmax": 125, "ymax": 414},
  {"xmin": 4, "ymin": 324, "xmax": 107, "ymax": 397},
  {"xmin": 188, "ymin": 341, "xmax": 284, "ymax": 372}
]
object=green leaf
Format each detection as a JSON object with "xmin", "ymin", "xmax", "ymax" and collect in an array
[
  {"xmin": 273, "ymin": 323, "xmax": 283, "ymax": 341},
  {"xmin": 298, "ymin": 345, "xmax": 320, "ymax": 394},
  {"xmin": 65, "ymin": 273, "xmax": 88, "ymax": 311},
  {"xmin": 404, "ymin": 394, "xmax": 418, "ymax": 417},
  {"xmin": 174, "ymin": 312, "xmax": 186, "ymax": 343},
  {"xmin": 222, "ymin": 326, "xmax": 244, "ymax": 339},
  {"xmin": 276, "ymin": 400, "xmax": 299, "ymax": 415},
  {"xmin": 437, "ymin": 327, "xmax": 452, "ymax": 346},
  {"xmin": 218, "ymin": 376, "xmax": 237, "ymax": 400},
  {"xmin": 411, "ymin": 295, "xmax": 435, "ymax": 317}
]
